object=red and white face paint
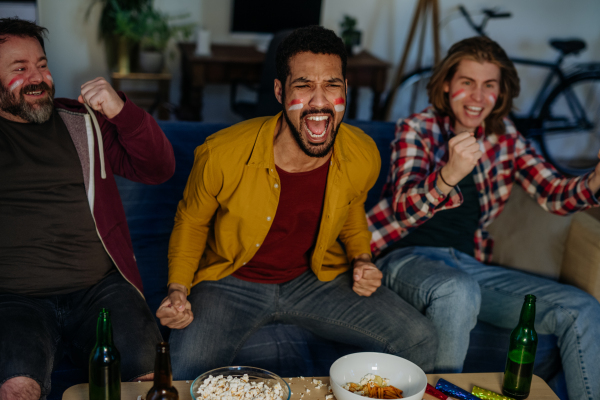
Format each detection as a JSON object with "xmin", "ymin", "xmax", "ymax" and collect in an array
[
  {"xmin": 45, "ymin": 73, "xmax": 53, "ymax": 83},
  {"xmin": 451, "ymin": 89, "xmax": 466, "ymax": 102},
  {"xmin": 488, "ymin": 93, "xmax": 497, "ymax": 105},
  {"xmin": 288, "ymin": 98, "xmax": 303, "ymax": 111},
  {"xmin": 8, "ymin": 77, "xmax": 24, "ymax": 92},
  {"xmin": 334, "ymin": 97, "xmax": 345, "ymax": 112}
]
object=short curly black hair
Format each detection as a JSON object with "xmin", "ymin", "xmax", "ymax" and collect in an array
[
  {"xmin": 276, "ymin": 25, "xmax": 347, "ymax": 85},
  {"xmin": 0, "ymin": 18, "xmax": 48, "ymax": 51}
]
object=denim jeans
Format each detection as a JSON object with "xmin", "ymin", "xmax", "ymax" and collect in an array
[
  {"xmin": 170, "ymin": 270, "xmax": 438, "ymax": 379},
  {"xmin": 376, "ymin": 246, "xmax": 600, "ymax": 400},
  {"xmin": 0, "ymin": 272, "xmax": 162, "ymax": 399}
]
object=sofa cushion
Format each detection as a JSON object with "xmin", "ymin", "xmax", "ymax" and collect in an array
[
  {"xmin": 561, "ymin": 212, "xmax": 600, "ymax": 301},
  {"xmin": 487, "ymin": 184, "xmax": 572, "ymax": 279}
]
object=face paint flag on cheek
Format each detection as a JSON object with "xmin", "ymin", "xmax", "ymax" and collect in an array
[
  {"xmin": 46, "ymin": 73, "xmax": 53, "ymax": 83},
  {"xmin": 451, "ymin": 89, "xmax": 466, "ymax": 102},
  {"xmin": 288, "ymin": 99, "xmax": 303, "ymax": 111},
  {"xmin": 488, "ymin": 93, "xmax": 497, "ymax": 105},
  {"xmin": 334, "ymin": 97, "xmax": 345, "ymax": 112},
  {"xmin": 8, "ymin": 78, "xmax": 24, "ymax": 92}
]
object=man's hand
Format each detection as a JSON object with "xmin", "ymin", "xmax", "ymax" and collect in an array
[
  {"xmin": 352, "ymin": 254, "xmax": 382, "ymax": 297},
  {"xmin": 78, "ymin": 77, "xmax": 125, "ymax": 119},
  {"xmin": 156, "ymin": 283, "xmax": 194, "ymax": 329},
  {"xmin": 439, "ymin": 131, "xmax": 482, "ymax": 192}
]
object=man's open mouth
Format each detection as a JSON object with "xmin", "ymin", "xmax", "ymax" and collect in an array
[
  {"xmin": 303, "ymin": 114, "xmax": 331, "ymax": 140},
  {"xmin": 464, "ymin": 105, "xmax": 483, "ymax": 117},
  {"xmin": 24, "ymin": 90, "xmax": 45, "ymax": 96}
]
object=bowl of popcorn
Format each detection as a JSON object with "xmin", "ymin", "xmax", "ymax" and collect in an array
[
  {"xmin": 329, "ymin": 353, "xmax": 427, "ymax": 400},
  {"xmin": 191, "ymin": 366, "xmax": 291, "ymax": 400}
]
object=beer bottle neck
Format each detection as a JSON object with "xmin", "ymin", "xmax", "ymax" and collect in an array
[
  {"xmin": 518, "ymin": 297, "xmax": 536, "ymax": 329},
  {"xmin": 95, "ymin": 309, "xmax": 114, "ymax": 346},
  {"xmin": 154, "ymin": 348, "xmax": 173, "ymax": 388}
]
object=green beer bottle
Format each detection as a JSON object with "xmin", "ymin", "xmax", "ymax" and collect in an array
[
  {"xmin": 146, "ymin": 342, "xmax": 178, "ymax": 400},
  {"xmin": 89, "ymin": 308, "xmax": 121, "ymax": 400},
  {"xmin": 502, "ymin": 294, "xmax": 538, "ymax": 400}
]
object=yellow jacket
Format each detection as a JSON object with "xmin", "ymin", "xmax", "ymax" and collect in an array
[{"xmin": 168, "ymin": 113, "xmax": 381, "ymax": 292}]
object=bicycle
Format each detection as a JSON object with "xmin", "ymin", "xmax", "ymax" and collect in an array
[{"xmin": 383, "ymin": 5, "xmax": 600, "ymax": 176}]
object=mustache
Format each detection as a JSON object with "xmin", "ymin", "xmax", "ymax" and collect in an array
[
  {"xmin": 301, "ymin": 108, "xmax": 334, "ymax": 119},
  {"xmin": 21, "ymin": 82, "xmax": 52, "ymax": 94}
]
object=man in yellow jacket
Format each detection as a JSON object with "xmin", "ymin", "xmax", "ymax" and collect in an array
[{"xmin": 157, "ymin": 26, "xmax": 437, "ymax": 377}]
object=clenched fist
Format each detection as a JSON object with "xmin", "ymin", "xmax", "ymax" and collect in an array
[
  {"xmin": 78, "ymin": 77, "xmax": 125, "ymax": 119},
  {"xmin": 439, "ymin": 131, "xmax": 482, "ymax": 191}
]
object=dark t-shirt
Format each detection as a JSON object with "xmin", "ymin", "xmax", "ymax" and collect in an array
[
  {"xmin": 0, "ymin": 111, "xmax": 114, "ymax": 297},
  {"xmin": 233, "ymin": 158, "xmax": 330, "ymax": 283},
  {"xmin": 382, "ymin": 170, "xmax": 481, "ymax": 257}
]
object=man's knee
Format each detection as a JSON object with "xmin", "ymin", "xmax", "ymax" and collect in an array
[
  {"xmin": 434, "ymin": 271, "xmax": 481, "ymax": 316},
  {"xmin": 0, "ymin": 377, "xmax": 41, "ymax": 400}
]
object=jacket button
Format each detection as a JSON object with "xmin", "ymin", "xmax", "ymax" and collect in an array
[
  {"xmin": 256, "ymin": 243, "xmax": 260, "ymax": 247},
  {"xmin": 274, "ymin": 183, "xmax": 279, "ymax": 189},
  {"xmin": 267, "ymin": 216, "xmax": 272, "ymax": 221}
]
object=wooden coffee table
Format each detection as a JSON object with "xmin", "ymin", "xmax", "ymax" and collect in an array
[{"xmin": 63, "ymin": 373, "xmax": 559, "ymax": 400}]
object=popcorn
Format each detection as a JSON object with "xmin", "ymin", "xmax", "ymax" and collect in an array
[{"xmin": 195, "ymin": 374, "xmax": 285, "ymax": 400}]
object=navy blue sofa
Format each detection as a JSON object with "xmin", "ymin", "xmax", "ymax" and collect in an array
[{"xmin": 48, "ymin": 120, "xmax": 566, "ymax": 399}]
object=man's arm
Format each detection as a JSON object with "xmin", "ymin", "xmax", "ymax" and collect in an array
[
  {"xmin": 338, "ymin": 141, "xmax": 382, "ymax": 296},
  {"xmin": 513, "ymin": 132, "xmax": 600, "ymax": 214},
  {"xmin": 80, "ymin": 77, "xmax": 175, "ymax": 185},
  {"xmin": 389, "ymin": 121, "xmax": 466, "ymax": 229},
  {"xmin": 156, "ymin": 143, "xmax": 220, "ymax": 329}
]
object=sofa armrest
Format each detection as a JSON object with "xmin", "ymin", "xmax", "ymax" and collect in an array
[{"xmin": 561, "ymin": 212, "xmax": 600, "ymax": 302}]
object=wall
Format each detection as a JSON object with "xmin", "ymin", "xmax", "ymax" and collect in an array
[
  {"xmin": 37, "ymin": 0, "xmax": 201, "ymax": 102},
  {"xmin": 320, "ymin": 0, "xmax": 600, "ymax": 119},
  {"xmin": 33, "ymin": 0, "xmax": 600, "ymax": 121},
  {"xmin": 201, "ymin": 0, "xmax": 600, "ymax": 121}
]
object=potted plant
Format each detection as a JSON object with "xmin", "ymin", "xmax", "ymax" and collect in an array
[
  {"xmin": 88, "ymin": 0, "xmax": 194, "ymax": 74},
  {"xmin": 87, "ymin": 0, "xmax": 150, "ymax": 73},
  {"xmin": 340, "ymin": 15, "xmax": 361, "ymax": 56},
  {"xmin": 135, "ymin": 7, "xmax": 194, "ymax": 73}
]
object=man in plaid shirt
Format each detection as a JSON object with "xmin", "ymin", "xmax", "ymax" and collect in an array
[{"xmin": 368, "ymin": 37, "xmax": 600, "ymax": 400}]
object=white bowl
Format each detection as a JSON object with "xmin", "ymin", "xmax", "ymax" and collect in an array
[
  {"xmin": 329, "ymin": 352, "xmax": 427, "ymax": 400},
  {"xmin": 190, "ymin": 366, "xmax": 291, "ymax": 400}
]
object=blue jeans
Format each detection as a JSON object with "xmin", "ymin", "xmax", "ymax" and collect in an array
[
  {"xmin": 376, "ymin": 246, "xmax": 600, "ymax": 400},
  {"xmin": 0, "ymin": 272, "xmax": 163, "ymax": 399},
  {"xmin": 170, "ymin": 270, "xmax": 438, "ymax": 379}
]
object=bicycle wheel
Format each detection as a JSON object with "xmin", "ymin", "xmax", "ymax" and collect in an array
[
  {"xmin": 385, "ymin": 68, "xmax": 433, "ymax": 122},
  {"xmin": 538, "ymin": 73, "xmax": 600, "ymax": 176}
]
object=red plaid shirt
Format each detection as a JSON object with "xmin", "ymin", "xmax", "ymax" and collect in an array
[{"xmin": 368, "ymin": 107, "xmax": 599, "ymax": 263}]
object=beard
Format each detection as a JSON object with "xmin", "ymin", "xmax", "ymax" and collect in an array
[
  {"xmin": 282, "ymin": 101, "xmax": 342, "ymax": 158},
  {"xmin": 0, "ymin": 81, "xmax": 55, "ymax": 124}
]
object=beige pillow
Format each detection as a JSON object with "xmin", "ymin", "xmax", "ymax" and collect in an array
[
  {"xmin": 561, "ymin": 213, "xmax": 600, "ymax": 302},
  {"xmin": 488, "ymin": 185, "xmax": 572, "ymax": 279}
]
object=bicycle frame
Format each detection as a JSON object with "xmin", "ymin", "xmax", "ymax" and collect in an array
[{"xmin": 459, "ymin": 6, "xmax": 590, "ymax": 127}]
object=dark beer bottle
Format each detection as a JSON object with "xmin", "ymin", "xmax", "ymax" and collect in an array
[
  {"xmin": 89, "ymin": 308, "xmax": 121, "ymax": 400},
  {"xmin": 502, "ymin": 294, "xmax": 538, "ymax": 400},
  {"xmin": 146, "ymin": 342, "xmax": 178, "ymax": 400}
]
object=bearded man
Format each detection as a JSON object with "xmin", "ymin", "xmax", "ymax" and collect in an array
[
  {"xmin": 0, "ymin": 18, "xmax": 175, "ymax": 400},
  {"xmin": 157, "ymin": 26, "xmax": 437, "ymax": 379}
]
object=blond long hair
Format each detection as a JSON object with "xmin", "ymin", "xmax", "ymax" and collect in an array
[{"xmin": 427, "ymin": 37, "xmax": 520, "ymax": 135}]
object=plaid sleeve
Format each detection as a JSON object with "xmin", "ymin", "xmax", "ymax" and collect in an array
[
  {"xmin": 514, "ymin": 132, "xmax": 600, "ymax": 214},
  {"xmin": 389, "ymin": 120, "xmax": 462, "ymax": 227}
]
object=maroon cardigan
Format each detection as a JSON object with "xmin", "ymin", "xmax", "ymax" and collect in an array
[{"xmin": 55, "ymin": 95, "xmax": 175, "ymax": 295}]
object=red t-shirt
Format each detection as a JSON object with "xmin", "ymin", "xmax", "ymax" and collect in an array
[{"xmin": 233, "ymin": 159, "xmax": 330, "ymax": 283}]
